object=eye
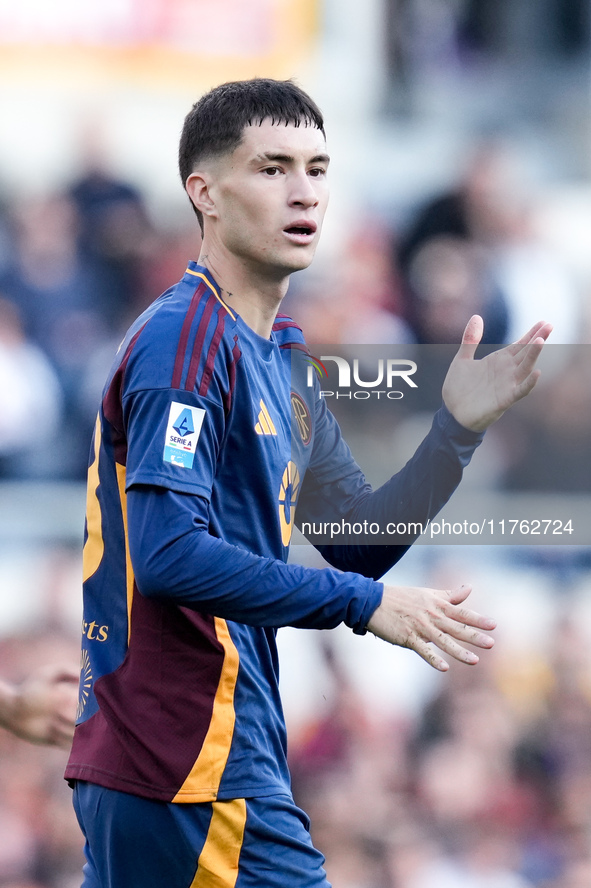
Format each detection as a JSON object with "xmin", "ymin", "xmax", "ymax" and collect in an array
[
  {"xmin": 263, "ymin": 166, "xmax": 282, "ymax": 176},
  {"xmin": 308, "ymin": 167, "xmax": 327, "ymax": 178}
]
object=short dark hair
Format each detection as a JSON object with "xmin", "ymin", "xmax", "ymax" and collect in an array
[{"xmin": 179, "ymin": 78, "xmax": 325, "ymax": 232}]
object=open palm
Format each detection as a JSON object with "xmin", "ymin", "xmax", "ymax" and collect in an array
[{"xmin": 442, "ymin": 315, "xmax": 553, "ymax": 432}]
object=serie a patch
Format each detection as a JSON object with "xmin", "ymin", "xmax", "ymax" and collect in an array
[{"xmin": 163, "ymin": 401, "xmax": 205, "ymax": 469}]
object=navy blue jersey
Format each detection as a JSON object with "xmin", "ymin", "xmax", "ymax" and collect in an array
[{"xmin": 65, "ymin": 262, "xmax": 483, "ymax": 802}]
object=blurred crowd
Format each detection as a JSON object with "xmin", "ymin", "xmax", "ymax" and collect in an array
[
  {"xmin": 0, "ymin": 136, "xmax": 590, "ymax": 482},
  {"xmin": 0, "ymin": 156, "xmax": 194, "ymax": 480},
  {"xmin": 287, "ymin": 138, "xmax": 589, "ymax": 348},
  {"xmin": 287, "ymin": 548, "xmax": 591, "ymax": 888}
]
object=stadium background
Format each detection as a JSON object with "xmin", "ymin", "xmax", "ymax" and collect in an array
[{"xmin": 0, "ymin": 1, "xmax": 591, "ymax": 885}]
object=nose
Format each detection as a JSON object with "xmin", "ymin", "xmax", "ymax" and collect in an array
[{"xmin": 288, "ymin": 170, "xmax": 319, "ymax": 209}]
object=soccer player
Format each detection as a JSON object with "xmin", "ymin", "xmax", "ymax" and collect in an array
[
  {"xmin": 0, "ymin": 665, "xmax": 78, "ymax": 749},
  {"xmin": 65, "ymin": 79, "xmax": 551, "ymax": 887}
]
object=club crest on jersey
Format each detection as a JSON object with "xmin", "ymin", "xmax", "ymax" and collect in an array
[
  {"xmin": 291, "ymin": 392, "xmax": 311, "ymax": 445},
  {"xmin": 163, "ymin": 402, "xmax": 205, "ymax": 469}
]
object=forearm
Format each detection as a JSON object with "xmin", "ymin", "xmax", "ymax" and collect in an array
[{"xmin": 128, "ymin": 486, "xmax": 383, "ymax": 633}]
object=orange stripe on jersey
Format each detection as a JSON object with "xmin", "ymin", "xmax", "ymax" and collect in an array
[
  {"xmin": 172, "ymin": 618, "xmax": 239, "ymax": 801},
  {"xmin": 185, "ymin": 268, "xmax": 237, "ymax": 321},
  {"xmin": 190, "ymin": 798, "xmax": 247, "ymax": 888},
  {"xmin": 115, "ymin": 463, "xmax": 135, "ymax": 644},
  {"xmin": 82, "ymin": 414, "xmax": 104, "ymax": 582}
]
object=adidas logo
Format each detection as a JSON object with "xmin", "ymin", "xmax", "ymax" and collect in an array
[{"xmin": 255, "ymin": 400, "xmax": 277, "ymax": 436}]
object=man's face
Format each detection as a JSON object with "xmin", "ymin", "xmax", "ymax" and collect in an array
[{"xmin": 203, "ymin": 119, "xmax": 330, "ymax": 278}]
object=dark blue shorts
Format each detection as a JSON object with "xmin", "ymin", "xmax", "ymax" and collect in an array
[{"xmin": 73, "ymin": 781, "xmax": 331, "ymax": 888}]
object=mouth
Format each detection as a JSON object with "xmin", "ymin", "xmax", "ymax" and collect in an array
[{"xmin": 283, "ymin": 222, "xmax": 317, "ymax": 244}]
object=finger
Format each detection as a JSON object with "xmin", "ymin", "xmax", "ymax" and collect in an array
[
  {"xmin": 409, "ymin": 614, "xmax": 484, "ymax": 666},
  {"xmin": 455, "ymin": 315, "xmax": 484, "ymax": 360},
  {"xmin": 514, "ymin": 339, "xmax": 547, "ymax": 380},
  {"xmin": 512, "ymin": 368, "xmax": 542, "ymax": 402},
  {"xmin": 50, "ymin": 667, "xmax": 80, "ymax": 686},
  {"xmin": 515, "ymin": 339, "xmax": 545, "ymax": 384},
  {"xmin": 507, "ymin": 321, "xmax": 553, "ymax": 357},
  {"xmin": 50, "ymin": 727, "xmax": 75, "ymax": 749},
  {"xmin": 408, "ymin": 637, "xmax": 450, "ymax": 672},
  {"xmin": 535, "ymin": 322, "xmax": 553, "ymax": 342},
  {"xmin": 437, "ymin": 617, "xmax": 495, "ymax": 649},
  {"xmin": 56, "ymin": 708, "xmax": 76, "ymax": 727},
  {"xmin": 515, "ymin": 320, "xmax": 549, "ymax": 344},
  {"xmin": 427, "ymin": 629, "xmax": 480, "ymax": 666},
  {"xmin": 524, "ymin": 321, "xmax": 553, "ymax": 343},
  {"xmin": 444, "ymin": 603, "xmax": 496, "ymax": 631},
  {"xmin": 57, "ymin": 725, "xmax": 75, "ymax": 743},
  {"xmin": 442, "ymin": 587, "xmax": 497, "ymax": 630},
  {"xmin": 446, "ymin": 584, "xmax": 473, "ymax": 606},
  {"xmin": 409, "ymin": 624, "xmax": 486, "ymax": 671}
]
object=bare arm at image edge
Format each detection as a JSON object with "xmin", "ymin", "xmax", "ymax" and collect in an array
[{"xmin": 0, "ymin": 665, "xmax": 78, "ymax": 749}]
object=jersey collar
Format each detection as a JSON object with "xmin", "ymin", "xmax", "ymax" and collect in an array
[{"xmin": 183, "ymin": 261, "xmax": 237, "ymax": 320}]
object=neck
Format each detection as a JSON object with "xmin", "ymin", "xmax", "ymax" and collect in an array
[{"xmin": 198, "ymin": 244, "xmax": 290, "ymax": 339}]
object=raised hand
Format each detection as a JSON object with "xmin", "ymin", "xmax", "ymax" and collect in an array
[
  {"xmin": 442, "ymin": 315, "xmax": 553, "ymax": 432},
  {"xmin": 366, "ymin": 583, "xmax": 496, "ymax": 672}
]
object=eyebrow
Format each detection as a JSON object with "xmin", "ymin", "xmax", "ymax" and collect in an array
[{"xmin": 253, "ymin": 152, "xmax": 331, "ymax": 165}]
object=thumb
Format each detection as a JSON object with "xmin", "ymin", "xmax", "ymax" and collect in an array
[{"xmin": 456, "ymin": 315, "xmax": 484, "ymax": 360}]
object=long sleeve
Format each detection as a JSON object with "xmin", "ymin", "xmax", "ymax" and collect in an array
[
  {"xmin": 296, "ymin": 401, "xmax": 485, "ymax": 579},
  {"xmin": 127, "ymin": 484, "xmax": 383, "ymax": 634}
]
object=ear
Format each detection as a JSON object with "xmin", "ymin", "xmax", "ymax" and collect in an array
[{"xmin": 185, "ymin": 171, "xmax": 217, "ymax": 222}]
